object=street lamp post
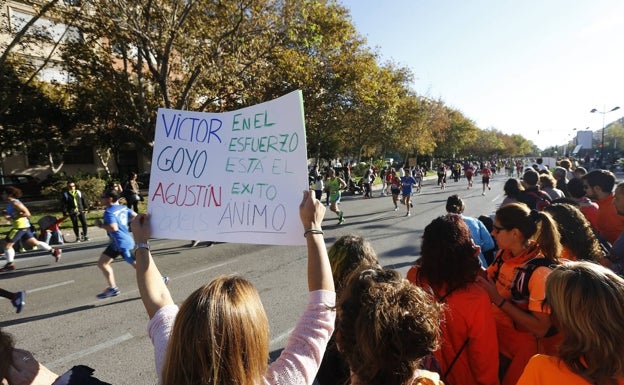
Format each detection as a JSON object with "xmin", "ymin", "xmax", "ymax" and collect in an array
[{"xmin": 591, "ymin": 106, "xmax": 620, "ymax": 165}]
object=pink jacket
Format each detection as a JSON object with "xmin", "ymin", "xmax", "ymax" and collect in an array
[{"xmin": 148, "ymin": 290, "xmax": 336, "ymax": 385}]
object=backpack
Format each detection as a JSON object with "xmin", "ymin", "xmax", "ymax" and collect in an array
[
  {"xmin": 522, "ymin": 190, "xmax": 551, "ymax": 211},
  {"xmin": 510, "ymin": 257, "xmax": 553, "ymax": 304}
]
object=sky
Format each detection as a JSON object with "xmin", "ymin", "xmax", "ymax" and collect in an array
[{"xmin": 339, "ymin": 0, "xmax": 624, "ymax": 151}]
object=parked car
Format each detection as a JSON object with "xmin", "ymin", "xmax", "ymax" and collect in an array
[{"xmin": 0, "ymin": 174, "xmax": 42, "ymax": 198}]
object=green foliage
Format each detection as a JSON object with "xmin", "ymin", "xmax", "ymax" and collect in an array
[{"xmin": 41, "ymin": 176, "xmax": 107, "ymax": 209}]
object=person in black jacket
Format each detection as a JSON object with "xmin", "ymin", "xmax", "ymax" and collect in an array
[{"xmin": 61, "ymin": 181, "xmax": 89, "ymax": 242}]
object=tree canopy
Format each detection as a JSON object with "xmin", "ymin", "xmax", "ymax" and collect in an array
[{"xmin": 1, "ymin": 0, "xmax": 555, "ymax": 173}]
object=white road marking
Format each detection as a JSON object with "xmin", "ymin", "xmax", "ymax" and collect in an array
[
  {"xmin": 26, "ymin": 280, "xmax": 74, "ymax": 293},
  {"xmin": 45, "ymin": 333, "xmax": 133, "ymax": 368}
]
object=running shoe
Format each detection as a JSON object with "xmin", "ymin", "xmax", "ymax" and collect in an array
[
  {"xmin": 338, "ymin": 211, "xmax": 345, "ymax": 225},
  {"xmin": 406, "ymin": 212, "xmax": 411, "ymax": 217},
  {"xmin": 394, "ymin": 207, "xmax": 398, "ymax": 211},
  {"xmin": 409, "ymin": 201, "xmax": 413, "ymax": 208},
  {"xmin": 0, "ymin": 263, "xmax": 16, "ymax": 272},
  {"xmin": 52, "ymin": 248, "xmax": 62, "ymax": 262},
  {"xmin": 96, "ymin": 287, "xmax": 120, "ymax": 299},
  {"xmin": 12, "ymin": 291, "xmax": 25, "ymax": 314},
  {"xmin": 162, "ymin": 276, "xmax": 170, "ymax": 285},
  {"xmin": 190, "ymin": 240, "xmax": 200, "ymax": 247}
]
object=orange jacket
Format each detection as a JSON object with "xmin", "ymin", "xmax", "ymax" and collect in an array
[{"xmin": 408, "ymin": 266, "xmax": 500, "ymax": 385}]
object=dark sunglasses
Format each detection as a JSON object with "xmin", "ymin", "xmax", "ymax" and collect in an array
[{"xmin": 492, "ymin": 224, "xmax": 508, "ymax": 231}]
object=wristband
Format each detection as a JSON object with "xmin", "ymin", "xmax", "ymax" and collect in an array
[
  {"xmin": 304, "ymin": 229, "xmax": 324, "ymax": 237},
  {"xmin": 496, "ymin": 298, "xmax": 506, "ymax": 308},
  {"xmin": 136, "ymin": 242, "xmax": 150, "ymax": 250}
]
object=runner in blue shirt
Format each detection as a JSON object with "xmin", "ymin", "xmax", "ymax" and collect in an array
[
  {"xmin": 95, "ymin": 188, "xmax": 137, "ymax": 298},
  {"xmin": 400, "ymin": 174, "xmax": 417, "ymax": 217}
]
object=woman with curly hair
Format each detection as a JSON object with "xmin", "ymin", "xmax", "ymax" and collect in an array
[
  {"xmin": 518, "ymin": 261, "xmax": 624, "ymax": 385},
  {"xmin": 542, "ymin": 203, "xmax": 604, "ymax": 262},
  {"xmin": 477, "ymin": 203, "xmax": 561, "ymax": 385},
  {"xmin": 407, "ymin": 214, "xmax": 500, "ymax": 385},
  {"xmin": 337, "ymin": 267, "xmax": 444, "ymax": 385},
  {"xmin": 317, "ymin": 235, "xmax": 379, "ymax": 385}
]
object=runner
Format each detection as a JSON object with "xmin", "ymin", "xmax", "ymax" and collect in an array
[
  {"xmin": 400, "ymin": 172, "xmax": 417, "ymax": 217},
  {"xmin": 389, "ymin": 169, "xmax": 401, "ymax": 211},
  {"xmin": 481, "ymin": 163, "xmax": 493, "ymax": 195},
  {"xmin": 326, "ymin": 168, "xmax": 347, "ymax": 224},
  {"xmin": 413, "ymin": 167, "xmax": 423, "ymax": 193},
  {"xmin": 437, "ymin": 163, "xmax": 447, "ymax": 190},
  {"xmin": 95, "ymin": 188, "xmax": 168, "ymax": 299},
  {"xmin": 464, "ymin": 162, "xmax": 475, "ymax": 189},
  {"xmin": 1, "ymin": 186, "xmax": 61, "ymax": 272}
]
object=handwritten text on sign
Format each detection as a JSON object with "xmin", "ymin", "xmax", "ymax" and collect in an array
[{"xmin": 147, "ymin": 91, "xmax": 308, "ymax": 246}]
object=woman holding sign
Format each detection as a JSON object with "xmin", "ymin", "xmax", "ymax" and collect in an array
[
  {"xmin": 327, "ymin": 168, "xmax": 347, "ymax": 225},
  {"xmin": 131, "ymin": 190, "xmax": 335, "ymax": 385}
]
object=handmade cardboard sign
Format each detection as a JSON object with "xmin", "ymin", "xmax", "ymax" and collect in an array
[{"xmin": 147, "ymin": 90, "xmax": 309, "ymax": 245}]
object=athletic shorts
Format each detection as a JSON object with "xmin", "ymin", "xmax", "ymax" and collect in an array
[
  {"xmin": 482, "ymin": 177, "xmax": 490, "ymax": 184},
  {"xmin": 103, "ymin": 245, "xmax": 134, "ymax": 264},
  {"xmin": 5, "ymin": 228, "xmax": 35, "ymax": 244},
  {"xmin": 329, "ymin": 192, "xmax": 341, "ymax": 203},
  {"xmin": 391, "ymin": 188, "xmax": 401, "ymax": 196}
]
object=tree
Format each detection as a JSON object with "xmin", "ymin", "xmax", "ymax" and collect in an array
[
  {"xmin": 0, "ymin": 0, "xmax": 73, "ymax": 170},
  {"xmin": 62, "ymin": 0, "xmax": 285, "ymax": 159}
]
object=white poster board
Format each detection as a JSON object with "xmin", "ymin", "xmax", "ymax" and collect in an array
[{"xmin": 147, "ymin": 90, "xmax": 309, "ymax": 246}]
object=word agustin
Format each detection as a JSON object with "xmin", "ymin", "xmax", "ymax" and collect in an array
[{"xmin": 152, "ymin": 109, "xmax": 298, "ymax": 234}]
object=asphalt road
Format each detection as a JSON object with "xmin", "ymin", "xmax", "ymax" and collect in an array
[{"xmin": 0, "ymin": 173, "xmax": 503, "ymax": 385}]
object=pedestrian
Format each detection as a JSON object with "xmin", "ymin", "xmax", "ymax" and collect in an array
[
  {"xmin": 481, "ymin": 164, "xmax": 492, "ymax": 195},
  {"xmin": 336, "ymin": 266, "xmax": 444, "ymax": 385},
  {"xmin": 551, "ymin": 167, "xmax": 570, "ymax": 197},
  {"xmin": 517, "ymin": 169, "xmax": 552, "ymax": 211},
  {"xmin": 385, "ymin": 167, "xmax": 394, "ymax": 195},
  {"xmin": 445, "ymin": 195, "xmax": 495, "ymax": 267},
  {"xmin": 501, "ymin": 178, "xmax": 524, "ymax": 207},
  {"xmin": 94, "ymin": 188, "xmax": 138, "ymax": 299},
  {"xmin": 566, "ymin": 178, "xmax": 599, "ymax": 229},
  {"xmin": 0, "ymin": 288, "xmax": 25, "ymax": 313},
  {"xmin": 517, "ymin": 261, "xmax": 624, "ymax": 385},
  {"xmin": 582, "ymin": 169, "xmax": 624, "ymax": 244},
  {"xmin": 542, "ymin": 203, "xmax": 604, "ymax": 263},
  {"xmin": 407, "ymin": 214, "xmax": 499, "ymax": 385},
  {"xmin": 380, "ymin": 167, "xmax": 387, "ymax": 196},
  {"xmin": 538, "ymin": 174, "xmax": 565, "ymax": 201},
  {"xmin": 1, "ymin": 186, "xmax": 61, "ymax": 272},
  {"xmin": 326, "ymin": 168, "xmax": 347, "ymax": 224},
  {"xmin": 317, "ymin": 235, "xmax": 379, "ymax": 385},
  {"xmin": 314, "ymin": 174, "xmax": 324, "ymax": 201},
  {"xmin": 362, "ymin": 168, "xmax": 373, "ymax": 199},
  {"xmin": 400, "ymin": 171, "xmax": 417, "ymax": 217},
  {"xmin": 477, "ymin": 203, "xmax": 561, "ymax": 385},
  {"xmin": 123, "ymin": 172, "xmax": 143, "ymax": 213},
  {"xmin": 604, "ymin": 182, "xmax": 624, "ymax": 277},
  {"xmin": 61, "ymin": 181, "xmax": 89, "ymax": 242},
  {"xmin": 0, "ymin": 329, "xmax": 111, "ymax": 384},
  {"xmin": 130, "ymin": 190, "xmax": 335, "ymax": 385}
]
